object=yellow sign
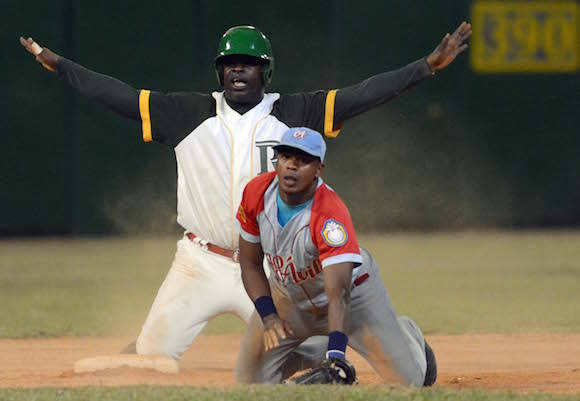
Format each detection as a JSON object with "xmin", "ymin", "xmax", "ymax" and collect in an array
[{"xmin": 471, "ymin": 1, "xmax": 579, "ymax": 73}]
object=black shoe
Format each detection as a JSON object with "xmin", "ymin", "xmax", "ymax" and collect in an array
[{"xmin": 423, "ymin": 340, "xmax": 437, "ymax": 386}]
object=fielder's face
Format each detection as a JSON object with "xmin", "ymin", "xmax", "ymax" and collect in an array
[
  {"xmin": 275, "ymin": 147, "xmax": 322, "ymax": 205},
  {"xmin": 220, "ymin": 54, "xmax": 266, "ymax": 105}
]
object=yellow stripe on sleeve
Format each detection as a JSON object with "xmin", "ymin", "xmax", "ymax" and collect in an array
[
  {"xmin": 323, "ymin": 89, "xmax": 343, "ymax": 138},
  {"xmin": 139, "ymin": 89, "xmax": 152, "ymax": 142}
]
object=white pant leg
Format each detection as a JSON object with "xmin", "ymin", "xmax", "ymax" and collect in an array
[
  {"xmin": 137, "ymin": 235, "xmax": 251, "ymax": 359},
  {"xmin": 226, "ymin": 255, "xmax": 255, "ymax": 323}
]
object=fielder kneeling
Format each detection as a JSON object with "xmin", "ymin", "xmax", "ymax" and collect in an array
[{"xmin": 235, "ymin": 127, "xmax": 436, "ymax": 386}]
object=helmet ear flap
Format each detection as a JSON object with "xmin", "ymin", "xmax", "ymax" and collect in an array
[
  {"xmin": 263, "ymin": 70, "xmax": 272, "ymax": 86},
  {"xmin": 216, "ymin": 63, "xmax": 225, "ymax": 86},
  {"xmin": 262, "ymin": 62, "xmax": 274, "ymax": 86},
  {"xmin": 262, "ymin": 60, "xmax": 274, "ymax": 86}
]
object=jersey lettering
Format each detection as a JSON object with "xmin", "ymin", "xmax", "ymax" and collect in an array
[
  {"xmin": 265, "ymin": 253, "xmax": 323, "ymax": 285},
  {"xmin": 255, "ymin": 140, "xmax": 279, "ymax": 174}
]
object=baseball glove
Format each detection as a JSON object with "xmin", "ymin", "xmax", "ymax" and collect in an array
[{"xmin": 287, "ymin": 357, "xmax": 357, "ymax": 385}]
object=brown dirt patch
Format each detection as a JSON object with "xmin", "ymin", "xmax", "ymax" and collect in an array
[{"xmin": 0, "ymin": 334, "xmax": 579, "ymax": 394}]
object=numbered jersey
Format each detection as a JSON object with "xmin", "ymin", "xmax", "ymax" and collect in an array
[
  {"xmin": 138, "ymin": 90, "xmax": 342, "ymax": 250},
  {"xmin": 237, "ymin": 171, "xmax": 362, "ymax": 310}
]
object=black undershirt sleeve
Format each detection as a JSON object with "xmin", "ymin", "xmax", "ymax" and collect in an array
[
  {"xmin": 275, "ymin": 58, "xmax": 434, "ymax": 137},
  {"xmin": 147, "ymin": 91, "xmax": 215, "ymax": 147},
  {"xmin": 55, "ymin": 57, "xmax": 214, "ymax": 147},
  {"xmin": 334, "ymin": 57, "xmax": 433, "ymax": 124},
  {"xmin": 56, "ymin": 57, "xmax": 140, "ymax": 120},
  {"xmin": 274, "ymin": 91, "xmax": 328, "ymax": 134}
]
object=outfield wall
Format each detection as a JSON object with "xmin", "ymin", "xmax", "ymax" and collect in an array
[{"xmin": 3, "ymin": 0, "xmax": 579, "ymax": 234}]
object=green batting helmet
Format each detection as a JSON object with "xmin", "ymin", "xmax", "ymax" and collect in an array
[{"xmin": 215, "ymin": 25, "xmax": 275, "ymax": 86}]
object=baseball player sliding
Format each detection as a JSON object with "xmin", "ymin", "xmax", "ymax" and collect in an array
[{"xmin": 19, "ymin": 22, "xmax": 471, "ymax": 364}]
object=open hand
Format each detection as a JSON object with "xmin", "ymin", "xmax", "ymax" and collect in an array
[
  {"xmin": 426, "ymin": 21, "xmax": 472, "ymax": 73},
  {"xmin": 262, "ymin": 314, "xmax": 294, "ymax": 352},
  {"xmin": 19, "ymin": 36, "xmax": 59, "ymax": 72}
]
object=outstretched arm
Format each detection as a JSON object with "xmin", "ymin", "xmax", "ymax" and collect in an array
[
  {"xmin": 332, "ymin": 21, "xmax": 472, "ymax": 125},
  {"xmin": 19, "ymin": 36, "xmax": 140, "ymax": 120}
]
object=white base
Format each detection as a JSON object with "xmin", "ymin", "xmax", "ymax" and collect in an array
[{"xmin": 73, "ymin": 354, "xmax": 179, "ymax": 374}]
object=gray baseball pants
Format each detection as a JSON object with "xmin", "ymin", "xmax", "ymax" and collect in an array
[{"xmin": 235, "ymin": 248, "xmax": 428, "ymax": 386}]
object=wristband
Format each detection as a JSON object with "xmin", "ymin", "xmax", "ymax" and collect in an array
[
  {"xmin": 254, "ymin": 296, "xmax": 277, "ymax": 320},
  {"xmin": 327, "ymin": 331, "xmax": 348, "ymax": 359}
]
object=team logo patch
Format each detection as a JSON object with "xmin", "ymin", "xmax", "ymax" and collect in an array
[
  {"xmin": 293, "ymin": 130, "xmax": 307, "ymax": 139},
  {"xmin": 321, "ymin": 219, "xmax": 348, "ymax": 247}
]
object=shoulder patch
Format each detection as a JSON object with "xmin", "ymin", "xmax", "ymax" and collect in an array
[{"xmin": 321, "ymin": 219, "xmax": 348, "ymax": 247}]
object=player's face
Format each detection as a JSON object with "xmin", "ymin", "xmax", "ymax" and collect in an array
[
  {"xmin": 275, "ymin": 147, "xmax": 323, "ymax": 205},
  {"xmin": 220, "ymin": 55, "xmax": 266, "ymax": 106}
]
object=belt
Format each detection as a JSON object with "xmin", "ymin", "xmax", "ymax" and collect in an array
[{"xmin": 186, "ymin": 232, "xmax": 239, "ymax": 263}]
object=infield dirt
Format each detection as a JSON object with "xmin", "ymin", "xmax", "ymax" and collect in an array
[{"xmin": 0, "ymin": 334, "xmax": 578, "ymax": 394}]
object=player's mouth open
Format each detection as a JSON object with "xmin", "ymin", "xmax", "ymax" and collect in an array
[{"xmin": 232, "ymin": 79, "xmax": 247, "ymax": 89}]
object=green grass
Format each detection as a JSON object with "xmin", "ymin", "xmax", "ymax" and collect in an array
[
  {"xmin": 0, "ymin": 230, "xmax": 579, "ymax": 338},
  {"xmin": 362, "ymin": 230, "xmax": 580, "ymax": 334},
  {"xmin": 0, "ymin": 237, "xmax": 242, "ymax": 338},
  {"xmin": 0, "ymin": 386, "xmax": 576, "ymax": 401}
]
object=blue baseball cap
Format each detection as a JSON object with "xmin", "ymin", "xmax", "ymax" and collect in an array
[{"xmin": 273, "ymin": 127, "xmax": 327, "ymax": 162}]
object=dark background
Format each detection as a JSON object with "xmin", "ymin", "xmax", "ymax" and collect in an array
[{"xmin": 2, "ymin": 0, "xmax": 579, "ymax": 235}]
